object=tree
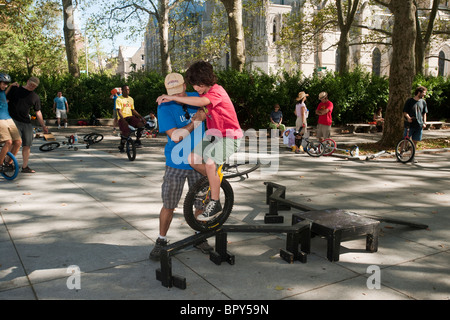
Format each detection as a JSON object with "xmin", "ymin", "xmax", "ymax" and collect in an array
[
  {"xmin": 376, "ymin": 0, "xmax": 417, "ymax": 147},
  {"xmin": 335, "ymin": 0, "xmax": 359, "ymax": 74},
  {"xmin": 0, "ymin": 0, "xmax": 66, "ymax": 76},
  {"xmin": 62, "ymin": 0, "xmax": 80, "ymax": 77},
  {"xmin": 219, "ymin": 0, "xmax": 246, "ymax": 71}
]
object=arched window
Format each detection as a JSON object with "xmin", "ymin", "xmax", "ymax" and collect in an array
[
  {"xmin": 372, "ymin": 48, "xmax": 381, "ymax": 76},
  {"xmin": 438, "ymin": 51, "xmax": 445, "ymax": 76},
  {"xmin": 273, "ymin": 18, "xmax": 277, "ymax": 43}
]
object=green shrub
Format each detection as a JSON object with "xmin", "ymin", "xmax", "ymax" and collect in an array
[{"xmin": 7, "ymin": 69, "xmax": 448, "ymax": 128}]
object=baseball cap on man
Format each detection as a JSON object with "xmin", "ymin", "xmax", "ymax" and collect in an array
[
  {"xmin": 165, "ymin": 73, "xmax": 185, "ymax": 95},
  {"xmin": 28, "ymin": 76, "xmax": 40, "ymax": 86},
  {"xmin": 318, "ymin": 92, "xmax": 328, "ymax": 100}
]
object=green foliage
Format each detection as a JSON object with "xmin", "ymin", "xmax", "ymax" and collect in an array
[
  {"xmin": 413, "ymin": 74, "xmax": 450, "ymax": 121},
  {"xmin": 6, "ymin": 70, "xmax": 448, "ymax": 127}
]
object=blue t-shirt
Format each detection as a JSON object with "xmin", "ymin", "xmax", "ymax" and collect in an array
[
  {"xmin": 157, "ymin": 92, "xmax": 205, "ymax": 170},
  {"xmin": 54, "ymin": 96, "xmax": 67, "ymax": 110},
  {"xmin": 0, "ymin": 90, "xmax": 11, "ymax": 120}
]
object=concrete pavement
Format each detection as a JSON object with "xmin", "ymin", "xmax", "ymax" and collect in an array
[{"xmin": 1, "ymin": 126, "xmax": 449, "ymax": 301}]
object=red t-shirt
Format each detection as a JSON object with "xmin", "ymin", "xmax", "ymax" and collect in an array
[
  {"xmin": 202, "ymin": 84, "xmax": 243, "ymax": 138},
  {"xmin": 316, "ymin": 100, "xmax": 333, "ymax": 126}
]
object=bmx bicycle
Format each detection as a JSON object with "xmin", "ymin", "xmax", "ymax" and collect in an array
[
  {"xmin": 183, "ymin": 159, "xmax": 260, "ymax": 232},
  {"xmin": 321, "ymin": 138, "xmax": 359, "ymax": 157},
  {"xmin": 39, "ymin": 134, "xmax": 80, "ymax": 152},
  {"xmin": 0, "ymin": 145, "xmax": 19, "ymax": 180},
  {"xmin": 83, "ymin": 132, "xmax": 104, "ymax": 149},
  {"xmin": 395, "ymin": 125, "xmax": 415, "ymax": 163},
  {"xmin": 289, "ymin": 130, "xmax": 325, "ymax": 157},
  {"xmin": 119, "ymin": 125, "xmax": 144, "ymax": 161}
]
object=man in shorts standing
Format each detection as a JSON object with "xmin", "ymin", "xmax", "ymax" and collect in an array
[
  {"xmin": 315, "ymin": 92, "xmax": 333, "ymax": 141},
  {"xmin": 7, "ymin": 76, "xmax": 48, "ymax": 173},
  {"xmin": 149, "ymin": 73, "xmax": 210, "ymax": 260},
  {"xmin": 53, "ymin": 91, "xmax": 69, "ymax": 129}
]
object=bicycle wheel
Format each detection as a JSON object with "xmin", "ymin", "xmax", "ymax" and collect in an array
[
  {"xmin": 395, "ymin": 138, "xmax": 415, "ymax": 163},
  {"xmin": 39, "ymin": 142, "xmax": 60, "ymax": 152},
  {"xmin": 305, "ymin": 141, "xmax": 325, "ymax": 157},
  {"xmin": 221, "ymin": 160, "xmax": 260, "ymax": 178},
  {"xmin": 1, "ymin": 152, "xmax": 19, "ymax": 180},
  {"xmin": 83, "ymin": 133, "xmax": 104, "ymax": 144},
  {"xmin": 126, "ymin": 138, "xmax": 136, "ymax": 161},
  {"xmin": 183, "ymin": 176, "xmax": 234, "ymax": 232},
  {"xmin": 321, "ymin": 138, "xmax": 336, "ymax": 156}
]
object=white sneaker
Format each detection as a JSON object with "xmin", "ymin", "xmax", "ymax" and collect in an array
[{"xmin": 64, "ymin": 123, "xmax": 68, "ymax": 128}]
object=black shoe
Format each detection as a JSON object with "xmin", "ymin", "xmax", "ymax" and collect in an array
[
  {"xmin": 149, "ymin": 238, "xmax": 168, "ymax": 260},
  {"xmin": 194, "ymin": 239, "xmax": 213, "ymax": 254},
  {"xmin": 118, "ymin": 145, "xmax": 125, "ymax": 153},
  {"xmin": 135, "ymin": 140, "xmax": 143, "ymax": 148},
  {"xmin": 198, "ymin": 200, "xmax": 222, "ymax": 221}
]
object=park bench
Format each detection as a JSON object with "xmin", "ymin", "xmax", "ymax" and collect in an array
[
  {"xmin": 346, "ymin": 123, "xmax": 377, "ymax": 133},
  {"xmin": 424, "ymin": 121, "xmax": 444, "ymax": 130}
]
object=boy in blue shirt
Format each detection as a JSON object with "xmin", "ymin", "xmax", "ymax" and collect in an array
[
  {"xmin": 0, "ymin": 73, "xmax": 21, "ymax": 173},
  {"xmin": 150, "ymin": 73, "xmax": 209, "ymax": 259}
]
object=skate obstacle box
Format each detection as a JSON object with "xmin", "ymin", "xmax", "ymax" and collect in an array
[
  {"xmin": 264, "ymin": 182, "xmax": 380, "ymax": 262},
  {"xmin": 292, "ymin": 210, "xmax": 380, "ymax": 262}
]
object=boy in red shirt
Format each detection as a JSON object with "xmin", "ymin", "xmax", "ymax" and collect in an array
[
  {"xmin": 156, "ymin": 61, "xmax": 242, "ymax": 218},
  {"xmin": 315, "ymin": 92, "xmax": 333, "ymax": 141}
]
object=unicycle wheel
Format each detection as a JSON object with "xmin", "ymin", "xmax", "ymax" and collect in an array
[
  {"xmin": 183, "ymin": 176, "xmax": 234, "ymax": 232},
  {"xmin": 1, "ymin": 152, "xmax": 19, "ymax": 180}
]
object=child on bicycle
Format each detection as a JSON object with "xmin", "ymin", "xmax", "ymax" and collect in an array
[
  {"xmin": 0, "ymin": 73, "xmax": 21, "ymax": 173},
  {"xmin": 156, "ymin": 61, "xmax": 243, "ymax": 218}
]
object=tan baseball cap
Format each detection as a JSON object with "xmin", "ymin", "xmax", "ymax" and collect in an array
[{"xmin": 164, "ymin": 73, "xmax": 185, "ymax": 95}]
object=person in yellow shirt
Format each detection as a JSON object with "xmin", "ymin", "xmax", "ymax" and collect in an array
[{"xmin": 116, "ymin": 85, "xmax": 146, "ymax": 151}]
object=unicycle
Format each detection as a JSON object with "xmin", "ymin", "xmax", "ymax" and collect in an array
[
  {"xmin": 1, "ymin": 151, "xmax": 19, "ymax": 180},
  {"xmin": 395, "ymin": 126, "xmax": 415, "ymax": 163},
  {"xmin": 183, "ymin": 160, "xmax": 260, "ymax": 232}
]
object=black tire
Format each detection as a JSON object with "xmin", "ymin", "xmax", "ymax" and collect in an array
[
  {"xmin": 83, "ymin": 133, "xmax": 104, "ymax": 144},
  {"xmin": 305, "ymin": 141, "xmax": 325, "ymax": 157},
  {"xmin": 222, "ymin": 160, "xmax": 260, "ymax": 179},
  {"xmin": 126, "ymin": 138, "xmax": 136, "ymax": 161},
  {"xmin": 39, "ymin": 142, "xmax": 60, "ymax": 152},
  {"xmin": 395, "ymin": 138, "xmax": 415, "ymax": 163},
  {"xmin": 321, "ymin": 138, "xmax": 336, "ymax": 156},
  {"xmin": 1, "ymin": 152, "xmax": 19, "ymax": 180},
  {"xmin": 183, "ymin": 176, "xmax": 234, "ymax": 232}
]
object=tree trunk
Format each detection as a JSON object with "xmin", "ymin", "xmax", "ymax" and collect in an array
[
  {"xmin": 414, "ymin": 0, "xmax": 439, "ymax": 75},
  {"xmin": 158, "ymin": 0, "xmax": 172, "ymax": 75},
  {"xmin": 379, "ymin": 0, "xmax": 416, "ymax": 147},
  {"xmin": 219, "ymin": 0, "xmax": 245, "ymax": 71},
  {"xmin": 336, "ymin": 0, "xmax": 359, "ymax": 74},
  {"xmin": 62, "ymin": 0, "xmax": 80, "ymax": 77}
]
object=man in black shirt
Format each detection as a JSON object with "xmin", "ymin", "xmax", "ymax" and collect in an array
[
  {"xmin": 403, "ymin": 86, "xmax": 428, "ymax": 148},
  {"xmin": 7, "ymin": 76, "xmax": 48, "ymax": 173}
]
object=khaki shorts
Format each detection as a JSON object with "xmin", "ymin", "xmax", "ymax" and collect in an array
[
  {"xmin": 193, "ymin": 136, "xmax": 241, "ymax": 165},
  {"xmin": 316, "ymin": 124, "xmax": 331, "ymax": 140},
  {"xmin": 0, "ymin": 119, "xmax": 21, "ymax": 143}
]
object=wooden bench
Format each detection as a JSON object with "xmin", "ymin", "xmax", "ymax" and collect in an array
[
  {"xmin": 425, "ymin": 121, "xmax": 444, "ymax": 130},
  {"xmin": 346, "ymin": 123, "xmax": 377, "ymax": 133}
]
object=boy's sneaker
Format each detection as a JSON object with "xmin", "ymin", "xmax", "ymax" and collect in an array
[
  {"xmin": 118, "ymin": 145, "xmax": 125, "ymax": 153},
  {"xmin": 199, "ymin": 200, "xmax": 222, "ymax": 220},
  {"xmin": 149, "ymin": 237, "xmax": 168, "ymax": 260},
  {"xmin": 1, "ymin": 163, "xmax": 13, "ymax": 172},
  {"xmin": 194, "ymin": 239, "xmax": 213, "ymax": 254},
  {"xmin": 135, "ymin": 140, "xmax": 143, "ymax": 148}
]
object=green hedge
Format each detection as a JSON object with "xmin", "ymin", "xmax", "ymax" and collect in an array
[{"xmin": 8, "ymin": 69, "xmax": 450, "ymax": 128}]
